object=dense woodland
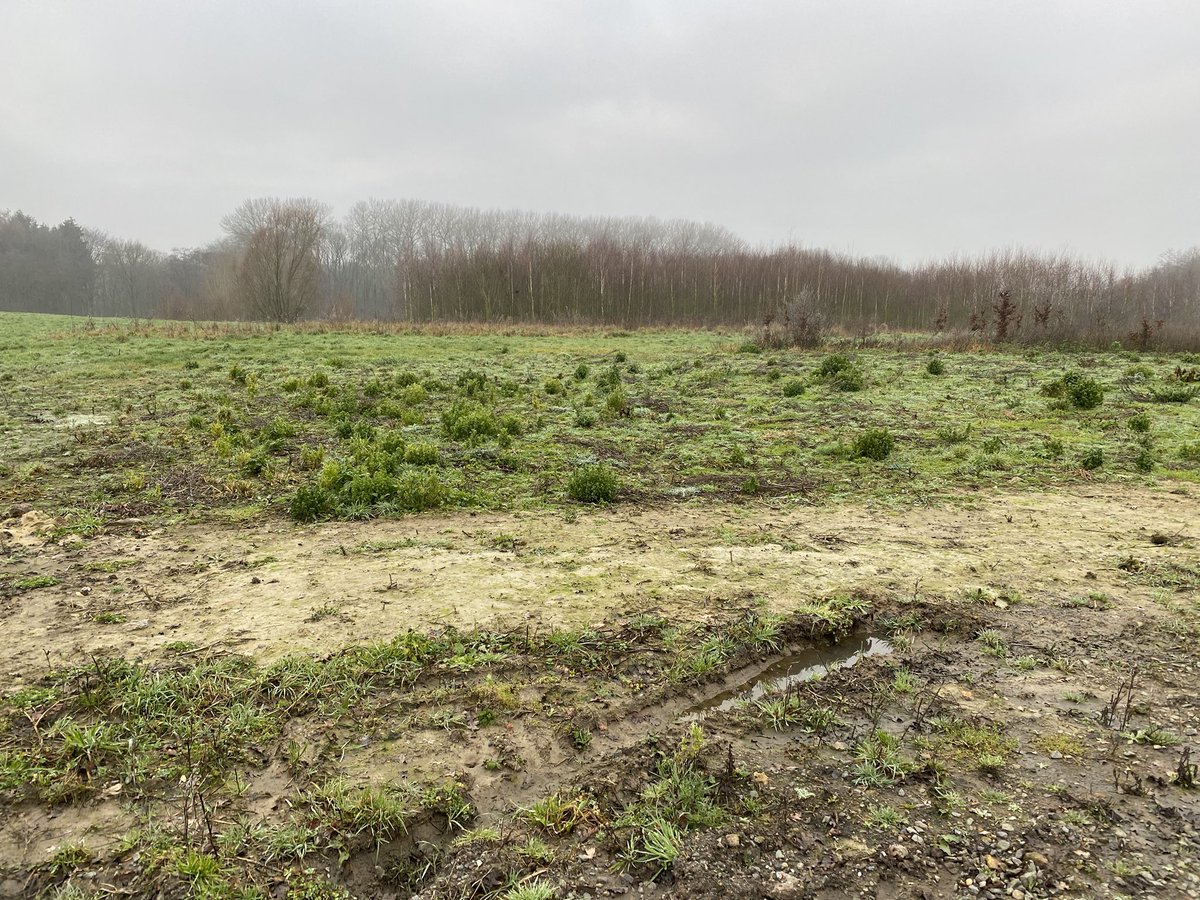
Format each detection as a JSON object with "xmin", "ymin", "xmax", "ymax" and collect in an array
[{"xmin": 2, "ymin": 201, "xmax": 1198, "ymax": 345}]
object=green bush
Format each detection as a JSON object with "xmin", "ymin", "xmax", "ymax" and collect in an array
[
  {"xmin": 852, "ymin": 429, "xmax": 895, "ymax": 461},
  {"xmin": 290, "ymin": 485, "xmax": 335, "ymax": 522},
  {"xmin": 442, "ymin": 401, "xmax": 500, "ymax": 443},
  {"xmin": 567, "ymin": 464, "xmax": 619, "ymax": 503},
  {"xmin": 829, "ymin": 366, "xmax": 865, "ymax": 392},
  {"xmin": 1042, "ymin": 372, "xmax": 1103, "ymax": 409},
  {"xmin": 781, "ymin": 378, "xmax": 806, "ymax": 397},
  {"xmin": 574, "ymin": 364, "xmax": 589, "ymax": 380},
  {"xmin": 926, "ymin": 357, "xmax": 946, "ymax": 376},
  {"xmin": 404, "ymin": 443, "xmax": 440, "ymax": 466},
  {"xmin": 1151, "ymin": 385, "xmax": 1197, "ymax": 403},
  {"xmin": 1127, "ymin": 412, "xmax": 1151, "ymax": 433},
  {"xmin": 819, "ymin": 354, "xmax": 853, "ymax": 377},
  {"xmin": 392, "ymin": 471, "xmax": 445, "ymax": 511},
  {"xmin": 1078, "ymin": 447, "xmax": 1104, "ymax": 470}
]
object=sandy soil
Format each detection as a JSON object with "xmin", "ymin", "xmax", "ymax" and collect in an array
[{"xmin": 2, "ymin": 484, "xmax": 1195, "ymax": 682}]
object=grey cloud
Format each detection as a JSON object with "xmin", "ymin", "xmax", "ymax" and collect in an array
[{"xmin": 2, "ymin": 1, "xmax": 1196, "ymax": 265}]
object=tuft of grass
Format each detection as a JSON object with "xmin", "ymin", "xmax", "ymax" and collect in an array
[{"xmin": 566, "ymin": 464, "xmax": 619, "ymax": 503}]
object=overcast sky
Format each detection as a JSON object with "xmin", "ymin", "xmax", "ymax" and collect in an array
[{"xmin": 2, "ymin": 1, "xmax": 1197, "ymax": 267}]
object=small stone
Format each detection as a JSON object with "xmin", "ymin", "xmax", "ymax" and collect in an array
[
  {"xmin": 724, "ymin": 834, "xmax": 740, "ymax": 848},
  {"xmin": 985, "ymin": 854, "xmax": 1003, "ymax": 870},
  {"xmin": 888, "ymin": 843, "xmax": 909, "ymax": 860},
  {"xmin": 1028, "ymin": 852, "xmax": 1050, "ymax": 867},
  {"xmin": 1049, "ymin": 751, "xmax": 1063, "ymax": 759}
]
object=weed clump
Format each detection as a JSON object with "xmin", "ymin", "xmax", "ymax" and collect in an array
[
  {"xmin": 567, "ymin": 464, "xmax": 619, "ymax": 503},
  {"xmin": 852, "ymin": 428, "xmax": 895, "ymax": 461}
]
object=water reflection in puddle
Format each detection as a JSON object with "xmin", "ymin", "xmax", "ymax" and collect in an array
[{"xmin": 686, "ymin": 630, "xmax": 893, "ymax": 718}]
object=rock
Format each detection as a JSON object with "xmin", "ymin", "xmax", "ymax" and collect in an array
[
  {"xmin": 888, "ymin": 843, "xmax": 909, "ymax": 859},
  {"xmin": 769, "ymin": 873, "xmax": 802, "ymax": 898},
  {"xmin": 724, "ymin": 834, "xmax": 740, "ymax": 848},
  {"xmin": 1049, "ymin": 751, "xmax": 1063, "ymax": 760},
  {"xmin": 1028, "ymin": 851, "xmax": 1050, "ymax": 867},
  {"xmin": 985, "ymin": 854, "xmax": 1003, "ymax": 870}
]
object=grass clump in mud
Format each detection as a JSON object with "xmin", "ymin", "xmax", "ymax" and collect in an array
[{"xmin": 566, "ymin": 463, "xmax": 620, "ymax": 503}]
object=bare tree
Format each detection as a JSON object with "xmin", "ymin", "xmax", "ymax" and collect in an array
[{"xmin": 224, "ymin": 198, "xmax": 328, "ymax": 322}]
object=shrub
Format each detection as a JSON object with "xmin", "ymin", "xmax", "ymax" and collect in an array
[
  {"xmin": 1078, "ymin": 447, "xmax": 1104, "ymax": 470},
  {"xmin": 1127, "ymin": 412, "xmax": 1151, "ymax": 433},
  {"xmin": 567, "ymin": 464, "xmax": 619, "ymax": 503},
  {"xmin": 392, "ymin": 471, "xmax": 445, "ymax": 511},
  {"xmin": 1151, "ymin": 385, "xmax": 1197, "ymax": 403},
  {"xmin": 755, "ymin": 290, "xmax": 827, "ymax": 349},
  {"xmin": 543, "ymin": 378, "xmax": 565, "ymax": 396},
  {"xmin": 1134, "ymin": 448, "xmax": 1155, "ymax": 473},
  {"xmin": 819, "ymin": 354, "xmax": 853, "ymax": 377},
  {"xmin": 442, "ymin": 401, "xmax": 500, "ymax": 443},
  {"xmin": 604, "ymin": 388, "xmax": 629, "ymax": 418},
  {"xmin": 574, "ymin": 408, "xmax": 597, "ymax": 428},
  {"xmin": 404, "ymin": 443, "xmax": 440, "ymax": 466},
  {"xmin": 926, "ymin": 357, "xmax": 946, "ymax": 376},
  {"xmin": 290, "ymin": 485, "xmax": 335, "ymax": 522},
  {"xmin": 829, "ymin": 366, "xmax": 865, "ymax": 392},
  {"xmin": 853, "ymin": 429, "xmax": 894, "ymax": 461},
  {"xmin": 307, "ymin": 371, "xmax": 329, "ymax": 389},
  {"xmin": 781, "ymin": 378, "xmax": 806, "ymax": 397},
  {"xmin": 1042, "ymin": 372, "xmax": 1103, "ymax": 409},
  {"xmin": 574, "ymin": 364, "xmax": 589, "ymax": 380}
]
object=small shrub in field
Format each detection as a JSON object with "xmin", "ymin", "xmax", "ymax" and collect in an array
[
  {"xmin": 229, "ymin": 363, "xmax": 248, "ymax": 384},
  {"xmin": 1151, "ymin": 385, "xmax": 1197, "ymax": 403},
  {"xmin": 392, "ymin": 471, "xmax": 445, "ymax": 511},
  {"xmin": 543, "ymin": 378, "xmax": 565, "ymax": 396},
  {"xmin": 828, "ymin": 366, "xmax": 864, "ymax": 392},
  {"xmin": 307, "ymin": 371, "xmax": 329, "ymax": 389},
  {"xmin": 767, "ymin": 368, "xmax": 781, "ymax": 381},
  {"xmin": 1180, "ymin": 442, "xmax": 1200, "ymax": 462},
  {"xmin": 604, "ymin": 388, "xmax": 629, "ymax": 417},
  {"xmin": 781, "ymin": 378, "xmax": 805, "ymax": 397},
  {"xmin": 1134, "ymin": 448, "xmax": 1155, "ymax": 473},
  {"xmin": 574, "ymin": 408, "xmax": 597, "ymax": 428},
  {"xmin": 574, "ymin": 364, "xmax": 589, "ymax": 380},
  {"xmin": 567, "ymin": 464, "xmax": 619, "ymax": 503},
  {"xmin": 741, "ymin": 475, "xmax": 761, "ymax": 494},
  {"xmin": 1127, "ymin": 412, "xmax": 1151, "ymax": 433},
  {"xmin": 1041, "ymin": 437, "xmax": 1065, "ymax": 459},
  {"xmin": 290, "ymin": 485, "xmax": 335, "ymax": 522},
  {"xmin": 442, "ymin": 401, "xmax": 500, "ymax": 443},
  {"xmin": 819, "ymin": 354, "xmax": 853, "ymax": 377},
  {"xmin": 853, "ymin": 429, "xmax": 894, "ymax": 461},
  {"xmin": 299, "ymin": 445, "xmax": 324, "ymax": 471},
  {"xmin": 1078, "ymin": 447, "xmax": 1104, "ymax": 470},
  {"xmin": 1042, "ymin": 372, "xmax": 1103, "ymax": 409},
  {"xmin": 614, "ymin": 351, "xmax": 627, "ymax": 363},
  {"xmin": 404, "ymin": 443, "xmax": 440, "ymax": 466},
  {"xmin": 926, "ymin": 356, "xmax": 946, "ymax": 376}
]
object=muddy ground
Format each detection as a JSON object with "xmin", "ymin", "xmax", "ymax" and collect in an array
[{"xmin": 2, "ymin": 484, "xmax": 1199, "ymax": 899}]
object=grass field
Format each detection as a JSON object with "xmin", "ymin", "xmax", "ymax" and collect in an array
[{"xmin": 1, "ymin": 313, "xmax": 1198, "ymax": 899}]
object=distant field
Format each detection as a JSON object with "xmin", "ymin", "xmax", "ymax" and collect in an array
[
  {"xmin": 1, "ymin": 313, "xmax": 1198, "ymax": 899},
  {"xmin": 2, "ymin": 313, "xmax": 1198, "ymax": 529}
]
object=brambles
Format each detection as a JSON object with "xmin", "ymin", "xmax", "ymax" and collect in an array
[
  {"xmin": 853, "ymin": 428, "xmax": 895, "ymax": 460},
  {"xmin": 567, "ymin": 464, "xmax": 619, "ymax": 503}
]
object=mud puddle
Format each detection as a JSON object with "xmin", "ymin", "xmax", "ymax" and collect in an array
[{"xmin": 686, "ymin": 630, "xmax": 893, "ymax": 718}]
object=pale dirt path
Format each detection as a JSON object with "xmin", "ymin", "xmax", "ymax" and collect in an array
[{"xmin": 2, "ymin": 484, "xmax": 1196, "ymax": 683}]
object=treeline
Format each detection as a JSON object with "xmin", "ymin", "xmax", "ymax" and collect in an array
[{"xmin": 1, "ymin": 201, "xmax": 1198, "ymax": 345}]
